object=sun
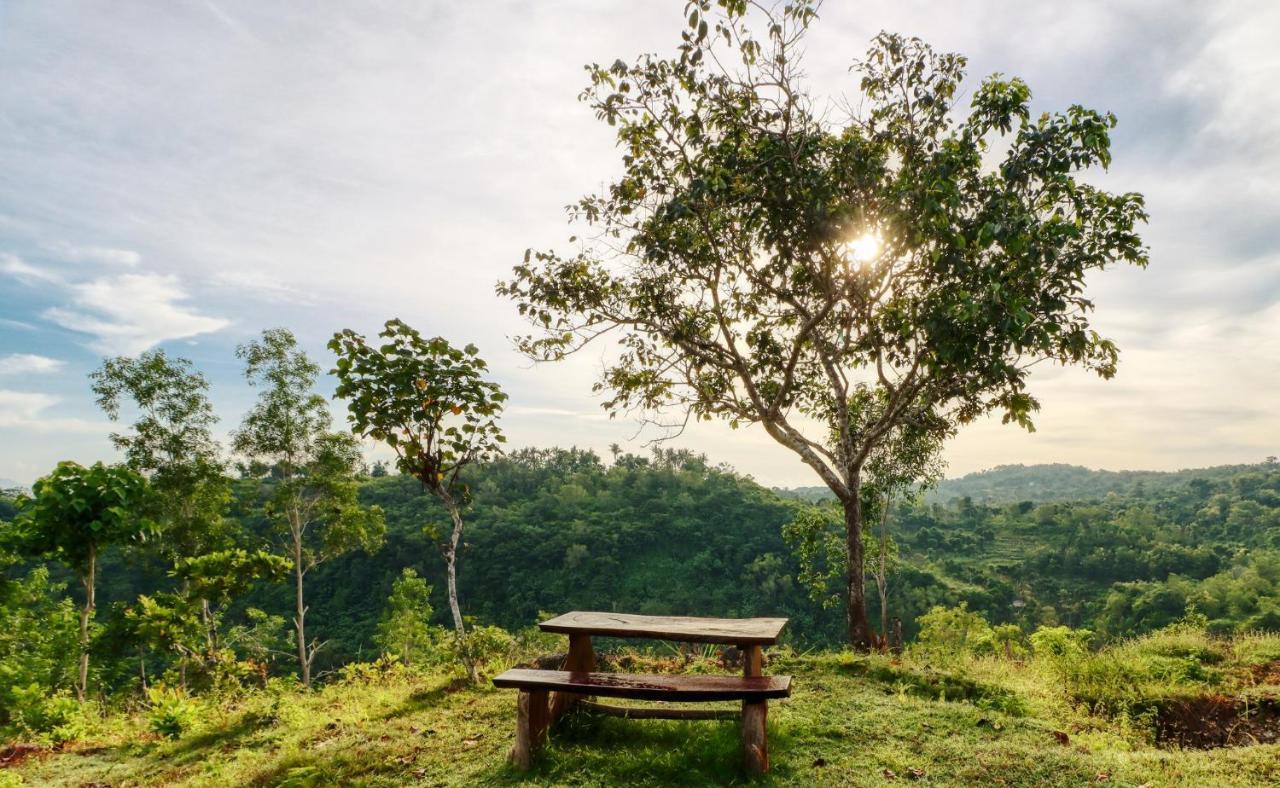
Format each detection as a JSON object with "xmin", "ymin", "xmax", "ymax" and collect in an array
[{"xmin": 846, "ymin": 232, "xmax": 882, "ymax": 263}]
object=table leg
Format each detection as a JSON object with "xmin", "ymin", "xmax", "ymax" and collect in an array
[
  {"xmin": 549, "ymin": 633, "xmax": 595, "ymax": 722},
  {"xmin": 741, "ymin": 644, "xmax": 768, "ymax": 775}
]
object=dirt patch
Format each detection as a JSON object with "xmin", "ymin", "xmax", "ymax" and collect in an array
[
  {"xmin": 1248, "ymin": 660, "xmax": 1280, "ymax": 686},
  {"xmin": 0, "ymin": 743, "xmax": 50, "ymax": 769},
  {"xmin": 1156, "ymin": 694, "xmax": 1280, "ymax": 749}
]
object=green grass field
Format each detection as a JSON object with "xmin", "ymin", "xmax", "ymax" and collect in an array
[{"xmin": 5, "ymin": 644, "xmax": 1278, "ymax": 787}]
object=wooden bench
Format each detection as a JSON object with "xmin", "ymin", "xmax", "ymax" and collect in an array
[{"xmin": 492, "ymin": 612, "xmax": 791, "ymax": 775}]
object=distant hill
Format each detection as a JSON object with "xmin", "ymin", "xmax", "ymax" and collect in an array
[
  {"xmin": 777, "ymin": 461, "xmax": 1279, "ymax": 504},
  {"xmin": 0, "ymin": 479, "xmax": 24, "ymax": 493}
]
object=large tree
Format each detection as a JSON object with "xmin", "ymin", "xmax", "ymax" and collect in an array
[
  {"xmin": 499, "ymin": 2, "xmax": 1148, "ymax": 648},
  {"xmin": 233, "ymin": 328, "xmax": 385, "ymax": 686},
  {"xmin": 329, "ymin": 319, "xmax": 506, "ymax": 682},
  {"xmin": 16, "ymin": 462, "xmax": 155, "ymax": 700}
]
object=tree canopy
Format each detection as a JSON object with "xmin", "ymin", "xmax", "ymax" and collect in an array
[{"xmin": 500, "ymin": 1, "xmax": 1147, "ymax": 647}]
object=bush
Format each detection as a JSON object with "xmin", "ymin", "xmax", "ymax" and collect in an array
[
  {"xmin": 913, "ymin": 604, "xmax": 995, "ymax": 661},
  {"xmin": 8, "ymin": 684, "xmax": 85, "ymax": 744},
  {"xmin": 1030, "ymin": 625, "xmax": 1092, "ymax": 659},
  {"xmin": 337, "ymin": 655, "xmax": 410, "ymax": 686},
  {"xmin": 455, "ymin": 624, "xmax": 518, "ymax": 674},
  {"xmin": 146, "ymin": 685, "xmax": 199, "ymax": 739}
]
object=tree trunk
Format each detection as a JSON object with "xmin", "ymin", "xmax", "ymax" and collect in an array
[
  {"xmin": 202, "ymin": 598, "xmax": 217, "ymax": 652},
  {"xmin": 292, "ymin": 522, "xmax": 310, "ymax": 687},
  {"xmin": 877, "ymin": 494, "xmax": 891, "ymax": 642},
  {"xmin": 843, "ymin": 479, "xmax": 873, "ymax": 651},
  {"xmin": 442, "ymin": 496, "xmax": 478, "ymax": 683},
  {"xmin": 77, "ymin": 546, "xmax": 97, "ymax": 702}
]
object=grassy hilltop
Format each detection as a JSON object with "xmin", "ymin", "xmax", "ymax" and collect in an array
[{"xmin": 5, "ymin": 624, "xmax": 1279, "ymax": 787}]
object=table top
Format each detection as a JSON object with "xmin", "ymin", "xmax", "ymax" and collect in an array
[{"xmin": 538, "ymin": 611, "xmax": 788, "ymax": 645}]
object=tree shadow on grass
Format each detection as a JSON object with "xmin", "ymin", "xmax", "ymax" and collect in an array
[
  {"xmin": 154, "ymin": 712, "xmax": 272, "ymax": 768},
  {"xmin": 379, "ymin": 676, "xmax": 471, "ymax": 722}
]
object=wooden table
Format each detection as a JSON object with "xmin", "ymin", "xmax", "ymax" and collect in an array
[{"xmin": 536, "ymin": 611, "xmax": 789, "ymax": 773}]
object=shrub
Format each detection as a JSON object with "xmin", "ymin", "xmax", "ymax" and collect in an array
[
  {"xmin": 1030, "ymin": 625, "xmax": 1092, "ymax": 659},
  {"xmin": 146, "ymin": 685, "xmax": 199, "ymax": 739},
  {"xmin": 914, "ymin": 604, "xmax": 995, "ymax": 661},
  {"xmin": 8, "ymin": 683, "xmax": 86, "ymax": 744},
  {"xmin": 337, "ymin": 655, "xmax": 410, "ymax": 686},
  {"xmin": 455, "ymin": 624, "xmax": 517, "ymax": 674}
]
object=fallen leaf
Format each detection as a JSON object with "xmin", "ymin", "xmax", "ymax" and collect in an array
[
  {"xmin": 1095, "ymin": 773, "xmax": 1110, "ymax": 783},
  {"xmin": 907, "ymin": 767, "xmax": 926, "ymax": 780},
  {"xmin": 882, "ymin": 768, "xmax": 897, "ymax": 779}
]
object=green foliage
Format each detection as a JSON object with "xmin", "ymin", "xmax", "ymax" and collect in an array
[
  {"xmin": 1029, "ymin": 626, "xmax": 1092, "ymax": 659},
  {"xmin": 225, "ymin": 608, "xmax": 290, "ymax": 668},
  {"xmin": 16, "ymin": 461, "xmax": 155, "ymax": 570},
  {"xmin": 0, "ymin": 568, "xmax": 79, "ymax": 726},
  {"xmin": 374, "ymin": 568, "xmax": 438, "ymax": 666},
  {"xmin": 233, "ymin": 328, "xmax": 385, "ymax": 685},
  {"xmin": 90, "ymin": 349, "xmax": 232, "ymax": 558},
  {"xmin": 176, "ymin": 548, "xmax": 292, "ymax": 613},
  {"xmin": 329, "ymin": 319, "xmax": 507, "ymax": 498},
  {"xmin": 7, "ymin": 684, "xmax": 86, "ymax": 744},
  {"xmin": 781, "ymin": 503, "xmax": 845, "ymax": 609},
  {"xmin": 145, "ymin": 684, "xmax": 199, "ymax": 739},
  {"xmin": 914, "ymin": 604, "xmax": 996, "ymax": 661}
]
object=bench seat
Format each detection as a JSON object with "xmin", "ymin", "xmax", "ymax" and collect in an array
[{"xmin": 492, "ymin": 668, "xmax": 791, "ymax": 702}]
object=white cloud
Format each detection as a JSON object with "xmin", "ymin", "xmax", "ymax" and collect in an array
[
  {"xmin": 43, "ymin": 272, "xmax": 229, "ymax": 355},
  {"xmin": 45, "ymin": 241, "xmax": 141, "ymax": 267},
  {"xmin": 0, "ymin": 389, "xmax": 101, "ymax": 432},
  {"xmin": 0, "ymin": 353, "xmax": 65, "ymax": 375},
  {"xmin": 1, "ymin": 254, "xmax": 61, "ymax": 284},
  {"xmin": 210, "ymin": 269, "xmax": 316, "ymax": 306}
]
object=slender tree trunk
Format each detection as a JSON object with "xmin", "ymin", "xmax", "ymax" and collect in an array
[
  {"xmin": 441, "ymin": 494, "xmax": 478, "ymax": 683},
  {"xmin": 877, "ymin": 494, "xmax": 891, "ymax": 643},
  {"xmin": 77, "ymin": 546, "xmax": 96, "ymax": 702},
  {"xmin": 292, "ymin": 518, "xmax": 310, "ymax": 687},
  {"xmin": 202, "ymin": 598, "xmax": 217, "ymax": 652},
  {"xmin": 138, "ymin": 646, "xmax": 148, "ymax": 693},
  {"xmin": 843, "ymin": 475, "xmax": 872, "ymax": 652}
]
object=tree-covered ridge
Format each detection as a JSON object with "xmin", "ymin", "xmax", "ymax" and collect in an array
[
  {"xmin": 5, "ymin": 453, "xmax": 1280, "ymax": 681},
  {"xmin": 245, "ymin": 451, "xmax": 1280, "ymax": 664},
  {"xmin": 780, "ymin": 460, "xmax": 1280, "ymax": 504}
]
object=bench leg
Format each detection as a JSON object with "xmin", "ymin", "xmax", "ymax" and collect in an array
[
  {"xmin": 741, "ymin": 644, "xmax": 768, "ymax": 775},
  {"xmin": 510, "ymin": 689, "xmax": 549, "ymax": 770},
  {"xmin": 549, "ymin": 634, "xmax": 595, "ymax": 722},
  {"xmin": 742, "ymin": 701, "xmax": 769, "ymax": 775}
]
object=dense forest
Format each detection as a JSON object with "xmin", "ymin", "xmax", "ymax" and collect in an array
[{"xmin": 5, "ymin": 454, "xmax": 1278, "ymax": 701}]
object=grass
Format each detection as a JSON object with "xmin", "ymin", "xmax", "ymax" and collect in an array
[{"xmin": 4, "ymin": 640, "xmax": 1279, "ymax": 787}]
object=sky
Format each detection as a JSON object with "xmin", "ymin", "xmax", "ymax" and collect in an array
[{"xmin": 0, "ymin": 0, "xmax": 1277, "ymax": 487}]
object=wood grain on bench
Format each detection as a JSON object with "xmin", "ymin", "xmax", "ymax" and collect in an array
[
  {"xmin": 493, "ymin": 669, "xmax": 791, "ymax": 702},
  {"xmin": 537, "ymin": 611, "xmax": 788, "ymax": 645}
]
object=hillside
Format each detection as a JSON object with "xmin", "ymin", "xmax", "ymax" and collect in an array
[{"xmin": 6, "ymin": 629, "xmax": 1279, "ymax": 787}]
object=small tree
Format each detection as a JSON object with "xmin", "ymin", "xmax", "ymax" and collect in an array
[
  {"xmin": 861, "ymin": 414, "xmax": 945, "ymax": 641},
  {"xmin": 329, "ymin": 319, "xmax": 506, "ymax": 682},
  {"xmin": 375, "ymin": 568, "xmax": 437, "ymax": 666},
  {"xmin": 234, "ymin": 328, "xmax": 386, "ymax": 686},
  {"xmin": 91, "ymin": 350, "xmax": 233, "ymax": 649},
  {"xmin": 16, "ymin": 462, "xmax": 155, "ymax": 700},
  {"xmin": 499, "ymin": 3, "xmax": 1148, "ymax": 648}
]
